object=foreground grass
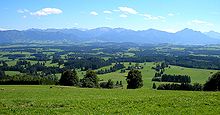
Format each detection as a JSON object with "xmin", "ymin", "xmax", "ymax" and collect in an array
[{"xmin": 0, "ymin": 85, "xmax": 219, "ymax": 114}]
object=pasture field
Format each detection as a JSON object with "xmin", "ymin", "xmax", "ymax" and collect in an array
[{"xmin": 0, "ymin": 85, "xmax": 219, "ymax": 114}]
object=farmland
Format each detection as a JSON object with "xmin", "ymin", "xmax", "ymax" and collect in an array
[{"xmin": 0, "ymin": 43, "xmax": 220, "ymax": 114}]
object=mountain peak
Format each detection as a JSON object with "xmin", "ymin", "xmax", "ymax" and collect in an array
[
  {"xmin": 92, "ymin": 27, "xmax": 112, "ymax": 31},
  {"xmin": 205, "ymin": 31, "xmax": 220, "ymax": 39},
  {"xmin": 180, "ymin": 28, "xmax": 194, "ymax": 32}
]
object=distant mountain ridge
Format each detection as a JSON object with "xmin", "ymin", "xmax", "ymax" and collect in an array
[
  {"xmin": 0, "ymin": 27, "xmax": 220, "ymax": 45},
  {"xmin": 205, "ymin": 31, "xmax": 220, "ymax": 39}
]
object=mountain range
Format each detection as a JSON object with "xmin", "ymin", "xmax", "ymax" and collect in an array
[{"xmin": 0, "ymin": 27, "xmax": 220, "ymax": 45}]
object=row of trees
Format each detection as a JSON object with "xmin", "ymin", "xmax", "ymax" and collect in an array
[
  {"xmin": 156, "ymin": 83, "xmax": 203, "ymax": 91},
  {"xmin": 0, "ymin": 74, "xmax": 58, "ymax": 85},
  {"xmin": 96, "ymin": 63, "xmax": 125, "ymax": 74},
  {"xmin": 154, "ymin": 71, "xmax": 220, "ymax": 91},
  {"xmin": 161, "ymin": 74, "xmax": 191, "ymax": 83}
]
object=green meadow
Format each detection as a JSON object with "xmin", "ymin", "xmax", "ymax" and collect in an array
[{"xmin": 0, "ymin": 85, "xmax": 219, "ymax": 114}]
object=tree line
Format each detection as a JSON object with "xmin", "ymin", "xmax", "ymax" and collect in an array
[
  {"xmin": 152, "ymin": 74, "xmax": 191, "ymax": 83},
  {"xmin": 153, "ymin": 71, "xmax": 220, "ymax": 91},
  {"xmin": 96, "ymin": 63, "xmax": 125, "ymax": 74}
]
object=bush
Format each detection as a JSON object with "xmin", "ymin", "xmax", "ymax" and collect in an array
[{"xmin": 100, "ymin": 79, "xmax": 114, "ymax": 89}]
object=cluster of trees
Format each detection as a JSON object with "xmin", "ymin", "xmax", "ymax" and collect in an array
[
  {"xmin": 0, "ymin": 74, "xmax": 58, "ymax": 85},
  {"xmin": 96, "ymin": 63, "xmax": 125, "ymax": 74},
  {"xmin": 0, "ymin": 60, "xmax": 63, "ymax": 77},
  {"xmin": 64, "ymin": 57, "xmax": 112, "ymax": 70},
  {"xmin": 59, "ymin": 70, "xmax": 99, "ymax": 88},
  {"xmin": 51, "ymin": 55, "xmax": 65, "ymax": 67},
  {"xmin": 151, "ymin": 62, "xmax": 169, "ymax": 72},
  {"xmin": 126, "ymin": 63, "xmax": 144, "ymax": 70},
  {"xmin": 99, "ymin": 80, "xmax": 123, "ymax": 89},
  {"xmin": 28, "ymin": 53, "xmax": 50, "ymax": 61},
  {"xmin": 151, "ymin": 62, "xmax": 169, "ymax": 81}
]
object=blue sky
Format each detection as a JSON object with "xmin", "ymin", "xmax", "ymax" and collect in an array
[{"xmin": 0, "ymin": 0, "xmax": 219, "ymax": 32}]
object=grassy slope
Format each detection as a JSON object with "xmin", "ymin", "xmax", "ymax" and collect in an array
[{"xmin": 0, "ymin": 85, "xmax": 219, "ymax": 114}]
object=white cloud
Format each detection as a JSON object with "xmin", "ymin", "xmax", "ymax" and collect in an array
[
  {"xmin": 17, "ymin": 9, "xmax": 29, "ymax": 13},
  {"xmin": 103, "ymin": 10, "xmax": 112, "ymax": 14},
  {"xmin": 0, "ymin": 27, "xmax": 8, "ymax": 31},
  {"xmin": 118, "ymin": 7, "xmax": 138, "ymax": 14},
  {"xmin": 31, "ymin": 8, "xmax": 62, "ymax": 16},
  {"xmin": 90, "ymin": 11, "xmax": 98, "ymax": 16},
  {"xmin": 119, "ymin": 14, "xmax": 128, "ymax": 18},
  {"xmin": 23, "ymin": 15, "xmax": 27, "ymax": 18},
  {"xmin": 188, "ymin": 20, "xmax": 214, "ymax": 26},
  {"xmin": 168, "ymin": 13, "xmax": 174, "ymax": 16},
  {"xmin": 142, "ymin": 14, "xmax": 165, "ymax": 20}
]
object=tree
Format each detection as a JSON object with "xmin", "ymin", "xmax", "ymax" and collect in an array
[
  {"xmin": 203, "ymin": 72, "xmax": 220, "ymax": 91},
  {"xmin": 0, "ymin": 70, "xmax": 5, "ymax": 78},
  {"xmin": 80, "ymin": 70, "xmax": 99, "ymax": 88},
  {"xmin": 152, "ymin": 83, "xmax": 157, "ymax": 89},
  {"xmin": 119, "ymin": 81, "xmax": 123, "ymax": 87},
  {"xmin": 100, "ymin": 79, "xmax": 114, "ymax": 89},
  {"xmin": 59, "ymin": 70, "xmax": 79, "ymax": 86},
  {"xmin": 106, "ymin": 79, "xmax": 114, "ymax": 89},
  {"xmin": 126, "ymin": 69, "xmax": 143, "ymax": 89}
]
